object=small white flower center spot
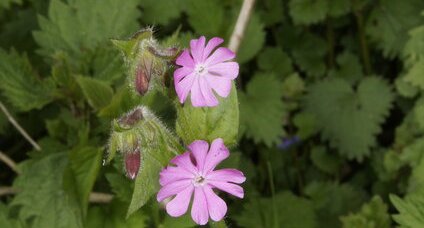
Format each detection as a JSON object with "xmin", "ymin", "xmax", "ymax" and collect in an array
[
  {"xmin": 193, "ymin": 175, "xmax": 207, "ymax": 186},
  {"xmin": 195, "ymin": 64, "xmax": 207, "ymax": 76}
]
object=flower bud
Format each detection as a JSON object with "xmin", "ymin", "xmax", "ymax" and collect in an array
[
  {"xmin": 134, "ymin": 59, "xmax": 152, "ymax": 95},
  {"xmin": 147, "ymin": 45, "xmax": 179, "ymax": 60},
  {"xmin": 124, "ymin": 147, "xmax": 141, "ymax": 180}
]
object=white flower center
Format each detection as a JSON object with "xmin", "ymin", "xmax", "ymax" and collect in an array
[
  {"xmin": 194, "ymin": 64, "xmax": 207, "ymax": 76},
  {"xmin": 193, "ymin": 175, "xmax": 207, "ymax": 186}
]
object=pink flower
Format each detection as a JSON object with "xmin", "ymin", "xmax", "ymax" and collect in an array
[
  {"xmin": 157, "ymin": 138, "xmax": 246, "ymax": 225},
  {"xmin": 174, "ymin": 36, "xmax": 239, "ymax": 107}
]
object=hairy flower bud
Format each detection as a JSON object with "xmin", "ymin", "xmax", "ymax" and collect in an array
[
  {"xmin": 134, "ymin": 59, "xmax": 152, "ymax": 95},
  {"xmin": 124, "ymin": 147, "xmax": 141, "ymax": 180}
]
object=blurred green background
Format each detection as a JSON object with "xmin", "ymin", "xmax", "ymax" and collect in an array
[{"xmin": 1, "ymin": 0, "xmax": 424, "ymax": 227}]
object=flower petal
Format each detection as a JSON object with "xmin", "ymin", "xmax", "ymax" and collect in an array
[
  {"xmin": 204, "ymin": 47, "xmax": 235, "ymax": 66},
  {"xmin": 204, "ymin": 138, "xmax": 229, "ymax": 172},
  {"xmin": 170, "ymin": 152, "xmax": 198, "ymax": 174},
  {"xmin": 191, "ymin": 187, "xmax": 209, "ymax": 225},
  {"xmin": 159, "ymin": 166, "xmax": 194, "ymax": 186},
  {"xmin": 176, "ymin": 50, "xmax": 194, "ymax": 68},
  {"xmin": 175, "ymin": 73, "xmax": 196, "ymax": 103},
  {"xmin": 199, "ymin": 76, "xmax": 219, "ymax": 107},
  {"xmin": 208, "ymin": 181, "xmax": 244, "ymax": 198},
  {"xmin": 207, "ymin": 62, "xmax": 239, "ymax": 80},
  {"xmin": 157, "ymin": 179, "xmax": 192, "ymax": 202},
  {"xmin": 174, "ymin": 67, "xmax": 193, "ymax": 82},
  {"xmin": 188, "ymin": 140, "xmax": 209, "ymax": 172},
  {"xmin": 204, "ymin": 185, "xmax": 227, "ymax": 222},
  {"xmin": 190, "ymin": 77, "xmax": 206, "ymax": 107},
  {"xmin": 166, "ymin": 185, "xmax": 194, "ymax": 217},
  {"xmin": 205, "ymin": 75, "xmax": 232, "ymax": 98},
  {"xmin": 190, "ymin": 36, "xmax": 206, "ymax": 64},
  {"xmin": 207, "ymin": 169, "xmax": 246, "ymax": 184},
  {"xmin": 202, "ymin": 37, "xmax": 224, "ymax": 62}
]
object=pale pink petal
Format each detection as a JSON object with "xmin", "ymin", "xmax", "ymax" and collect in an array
[
  {"xmin": 170, "ymin": 152, "xmax": 198, "ymax": 174},
  {"xmin": 207, "ymin": 62, "xmax": 239, "ymax": 80},
  {"xmin": 190, "ymin": 78, "xmax": 207, "ymax": 107},
  {"xmin": 191, "ymin": 188, "xmax": 209, "ymax": 225},
  {"xmin": 175, "ymin": 73, "xmax": 196, "ymax": 103},
  {"xmin": 204, "ymin": 138, "xmax": 229, "ymax": 172},
  {"xmin": 190, "ymin": 36, "xmax": 206, "ymax": 64},
  {"xmin": 176, "ymin": 50, "xmax": 194, "ymax": 68},
  {"xmin": 204, "ymin": 47, "xmax": 235, "ymax": 66},
  {"xmin": 202, "ymin": 37, "xmax": 224, "ymax": 61},
  {"xmin": 159, "ymin": 166, "xmax": 194, "ymax": 186},
  {"xmin": 207, "ymin": 169, "xmax": 246, "ymax": 184},
  {"xmin": 204, "ymin": 75, "xmax": 232, "ymax": 98},
  {"xmin": 157, "ymin": 179, "xmax": 192, "ymax": 202},
  {"xmin": 208, "ymin": 181, "xmax": 244, "ymax": 198},
  {"xmin": 188, "ymin": 140, "xmax": 209, "ymax": 172},
  {"xmin": 204, "ymin": 185, "xmax": 227, "ymax": 221},
  {"xmin": 199, "ymin": 77, "xmax": 219, "ymax": 107},
  {"xmin": 166, "ymin": 185, "xmax": 194, "ymax": 217},
  {"xmin": 174, "ymin": 67, "xmax": 193, "ymax": 82}
]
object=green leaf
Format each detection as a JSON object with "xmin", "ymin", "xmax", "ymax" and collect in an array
[
  {"xmin": 310, "ymin": 146, "xmax": 342, "ymax": 175},
  {"xmin": 186, "ymin": 0, "xmax": 224, "ymax": 36},
  {"xmin": 65, "ymin": 146, "xmax": 103, "ymax": 215},
  {"xmin": 329, "ymin": 52, "xmax": 363, "ymax": 84},
  {"xmin": 106, "ymin": 173, "xmax": 133, "ymax": 203},
  {"xmin": 239, "ymin": 74, "xmax": 285, "ymax": 147},
  {"xmin": 328, "ymin": 0, "xmax": 350, "ymax": 17},
  {"xmin": 366, "ymin": 0, "xmax": 424, "ymax": 58},
  {"xmin": 391, "ymin": 189, "xmax": 424, "ymax": 228},
  {"xmin": 76, "ymin": 76, "xmax": 113, "ymax": 110},
  {"xmin": 0, "ymin": 203, "xmax": 23, "ymax": 228},
  {"xmin": 11, "ymin": 152, "xmax": 83, "ymax": 228},
  {"xmin": 259, "ymin": 0, "xmax": 285, "ymax": 26},
  {"xmin": 140, "ymin": 0, "xmax": 186, "ymax": 25},
  {"xmin": 305, "ymin": 77, "xmax": 393, "ymax": 160},
  {"xmin": 404, "ymin": 59, "xmax": 424, "ymax": 90},
  {"xmin": 404, "ymin": 24, "xmax": 424, "ymax": 62},
  {"xmin": 292, "ymin": 33, "xmax": 327, "ymax": 77},
  {"xmin": 235, "ymin": 191, "xmax": 317, "ymax": 228},
  {"xmin": 176, "ymin": 83, "xmax": 239, "ymax": 147},
  {"xmin": 289, "ymin": 0, "xmax": 328, "ymax": 25},
  {"xmin": 0, "ymin": 49, "xmax": 55, "ymax": 111},
  {"xmin": 340, "ymin": 196, "xmax": 390, "ymax": 228},
  {"xmin": 33, "ymin": 0, "xmax": 140, "ymax": 58},
  {"xmin": 237, "ymin": 14, "xmax": 266, "ymax": 64},
  {"xmin": 257, "ymin": 47, "xmax": 293, "ymax": 78},
  {"xmin": 305, "ymin": 181, "xmax": 367, "ymax": 228}
]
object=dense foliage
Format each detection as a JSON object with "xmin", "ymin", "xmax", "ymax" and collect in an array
[{"xmin": 1, "ymin": 0, "xmax": 424, "ymax": 227}]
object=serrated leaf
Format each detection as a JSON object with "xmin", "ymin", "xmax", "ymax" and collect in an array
[
  {"xmin": 237, "ymin": 14, "xmax": 266, "ymax": 63},
  {"xmin": 106, "ymin": 173, "xmax": 133, "ymax": 203},
  {"xmin": 186, "ymin": 0, "xmax": 224, "ymax": 36},
  {"xmin": 341, "ymin": 196, "xmax": 390, "ymax": 228},
  {"xmin": 289, "ymin": 0, "xmax": 328, "ymax": 25},
  {"xmin": 404, "ymin": 59, "xmax": 424, "ymax": 90},
  {"xmin": 366, "ymin": 0, "xmax": 424, "ymax": 58},
  {"xmin": 310, "ymin": 146, "xmax": 342, "ymax": 175},
  {"xmin": 328, "ymin": 0, "xmax": 350, "ymax": 17},
  {"xmin": 234, "ymin": 191, "xmax": 317, "ymax": 228},
  {"xmin": 292, "ymin": 33, "xmax": 327, "ymax": 77},
  {"xmin": 140, "ymin": 0, "xmax": 186, "ymax": 25},
  {"xmin": 404, "ymin": 24, "xmax": 424, "ymax": 63},
  {"xmin": 0, "ymin": 49, "xmax": 55, "ymax": 111},
  {"xmin": 0, "ymin": 203, "xmax": 23, "ymax": 228},
  {"xmin": 11, "ymin": 152, "xmax": 83, "ymax": 228},
  {"xmin": 329, "ymin": 52, "xmax": 363, "ymax": 84},
  {"xmin": 257, "ymin": 47, "xmax": 293, "ymax": 77},
  {"xmin": 239, "ymin": 74, "xmax": 285, "ymax": 147},
  {"xmin": 176, "ymin": 83, "xmax": 239, "ymax": 147},
  {"xmin": 391, "ymin": 190, "xmax": 424, "ymax": 228},
  {"xmin": 76, "ymin": 76, "xmax": 113, "ymax": 110},
  {"xmin": 259, "ymin": 0, "xmax": 285, "ymax": 26},
  {"xmin": 305, "ymin": 77, "xmax": 393, "ymax": 160}
]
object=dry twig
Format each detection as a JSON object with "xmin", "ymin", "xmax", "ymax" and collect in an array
[{"xmin": 228, "ymin": 0, "xmax": 256, "ymax": 53}]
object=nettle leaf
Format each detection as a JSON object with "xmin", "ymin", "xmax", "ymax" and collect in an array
[
  {"xmin": 33, "ymin": 0, "xmax": 140, "ymax": 57},
  {"xmin": 259, "ymin": 0, "xmax": 285, "ymax": 26},
  {"xmin": 76, "ymin": 76, "xmax": 113, "ymax": 110},
  {"xmin": 106, "ymin": 173, "xmax": 133, "ymax": 203},
  {"xmin": 12, "ymin": 152, "xmax": 83, "ymax": 228},
  {"xmin": 85, "ymin": 201, "xmax": 147, "ymax": 228},
  {"xmin": 186, "ymin": 0, "xmax": 224, "ymax": 37},
  {"xmin": 366, "ymin": 0, "xmax": 424, "ymax": 58},
  {"xmin": 310, "ymin": 146, "xmax": 342, "ymax": 175},
  {"xmin": 404, "ymin": 24, "xmax": 424, "ymax": 62},
  {"xmin": 328, "ymin": 0, "xmax": 350, "ymax": 17},
  {"xmin": 329, "ymin": 51, "xmax": 363, "ymax": 84},
  {"xmin": 0, "ymin": 0, "xmax": 21, "ymax": 10},
  {"xmin": 292, "ymin": 33, "xmax": 327, "ymax": 77},
  {"xmin": 65, "ymin": 146, "xmax": 103, "ymax": 216},
  {"xmin": 176, "ymin": 83, "xmax": 239, "ymax": 147},
  {"xmin": 305, "ymin": 77, "xmax": 393, "ymax": 160},
  {"xmin": 340, "ymin": 196, "xmax": 390, "ymax": 228},
  {"xmin": 0, "ymin": 203, "xmax": 24, "ymax": 228},
  {"xmin": 289, "ymin": 0, "xmax": 328, "ymax": 25},
  {"xmin": 305, "ymin": 181, "xmax": 367, "ymax": 228},
  {"xmin": 237, "ymin": 14, "xmax": 266, "ymax": 64},
  {"xmin": 257, "ymin": 47, "xmax": 293, "ymax": 78},
  {"xmin": 391, "ymin": 190, "xmax": 424, "ymax": 228},
  {"xmin": 0, "ymin": 49, "xmax": 55, "ymax": 111},
  {"xmin": 404, "ymin": 59, "xmax": 424, "ymax": 90},
  {"xmin": 235, "ymin": 191, "xmax": 317, "ymax": 228},
  {"xmin": 140, "ymin": 0, "xmax": 186, "ymax": 25},
  {"xmin": 239, "ymin": 73, "xmax": 285, "ymax": 147}
]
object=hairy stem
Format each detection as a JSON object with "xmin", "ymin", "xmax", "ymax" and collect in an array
[{"xmin": 229, "ymin": 0, "xmax": 256, "ymax": 53}]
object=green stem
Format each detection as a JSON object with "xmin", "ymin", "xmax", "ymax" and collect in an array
[
  {"xmin": 353, "ymin": 3, "xmax": 372, "ymax": 75},
  {"xmin": 267, "ymin": 161, "xmax": 279, "ymax": 228}
]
